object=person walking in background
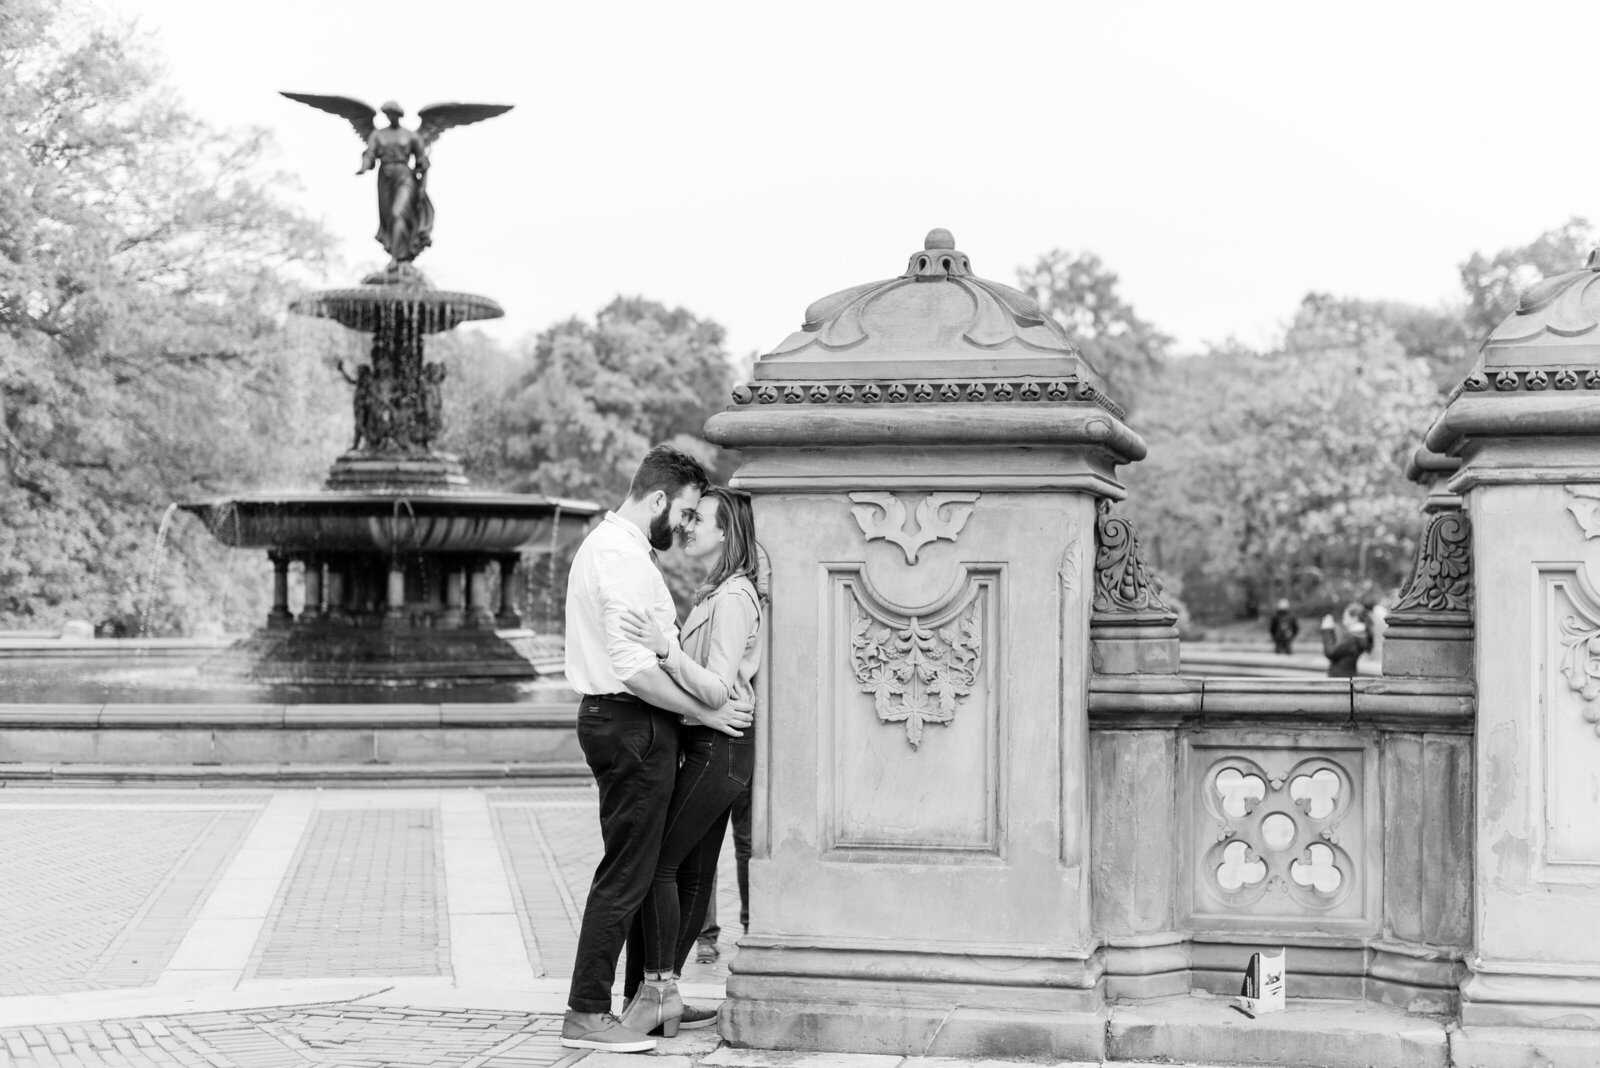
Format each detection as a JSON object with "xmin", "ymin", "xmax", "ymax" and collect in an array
[
  {"xmin": 560, "ymin": 447, "xmax": 753, "ymax": 1055},
  {"xmin": 1319, "ymin": 602, "xmax": 1373, "ymax": 678},
  {"xmin": 1268, "ymin": 599, "xmax": 1299, "ymax": 654},
  {"xmin": 616, "ymin": 487, "xmax": 765, "ymax": 1039}
]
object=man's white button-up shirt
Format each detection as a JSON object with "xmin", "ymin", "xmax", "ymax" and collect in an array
[{"xmin": 564, "ymin": 512, "xmax": 681, "ymax": 697}]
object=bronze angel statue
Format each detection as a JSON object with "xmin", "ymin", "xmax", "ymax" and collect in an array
[{"xmin": 281, "ymin": 93, "xmax": 512, "ymax": 269}]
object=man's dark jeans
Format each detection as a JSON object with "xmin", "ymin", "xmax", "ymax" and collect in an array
[
  {"xmin": 625, "ymin": 724, "xmax": 754, "ymax": 986},
  {"xmin": 567, "ymin": 694, "xmax": 679, "ymax": 1014}
]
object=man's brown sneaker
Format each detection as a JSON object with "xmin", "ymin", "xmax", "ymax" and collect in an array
[{"xmin": 560, "ymin": 1011, "xmax": 656, "ymax": 1052}]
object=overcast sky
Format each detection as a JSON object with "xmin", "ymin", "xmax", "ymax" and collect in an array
[{"xmin": 109, "ymin": 0, "xmax": 1600, "ymax": 360}]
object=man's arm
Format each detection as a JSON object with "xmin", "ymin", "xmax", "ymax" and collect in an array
[{"xmin": 623, "ymin": 666, "xmax": 752, "ymax": 737}]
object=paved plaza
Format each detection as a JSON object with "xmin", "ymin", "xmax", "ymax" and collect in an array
[{"xmin": 0, "ymin": 784, "xmax": 1294, "ymax": 1068}]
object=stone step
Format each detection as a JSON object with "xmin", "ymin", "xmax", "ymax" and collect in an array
[{"xmin": 1108, "ymin": 993, "xmax": 1449, "ymax": 1068}]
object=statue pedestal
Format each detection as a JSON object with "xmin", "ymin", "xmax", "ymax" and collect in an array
[{"xmin": 706, "ymin": 231, "xmax": 1145, "ymax": 1058}]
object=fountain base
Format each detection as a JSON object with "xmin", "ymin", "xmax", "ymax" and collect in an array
[
  {"xmin": 324, "ymin": 450, "xmax": 469, "ymax": 491},
  {"xmin": 201, "ymin": 625, "xmax": 557, "ymax": 684}
]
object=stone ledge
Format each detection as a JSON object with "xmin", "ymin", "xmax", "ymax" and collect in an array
[
  {"xmin": 1107, "ymin": 993, "xmax": 1449, "ymax": 1068},
  {"xmin": 1088, "ymin": 676, "xmax": 1473, "ymax": 731},
  {"xmin": 0, "ymin": 702, "xmax": 576, "ymax": 729},
  {"xmin": 0, "ymin": 761, "xmax": 591, "ymax": 785}
]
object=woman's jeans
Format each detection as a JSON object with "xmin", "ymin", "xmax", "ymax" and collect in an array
[{"xmin": 635, "ymin": 724, "xmax": 754, "ymax": 977}]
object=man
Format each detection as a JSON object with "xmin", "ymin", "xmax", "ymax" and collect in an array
[
  {"xmin": 1268, "ymin": 599, "xmax": 1299, "ymax": 655},
  {"xmin": 561, "ymin": 445, "xmax": 754, "ymax": 1054}
]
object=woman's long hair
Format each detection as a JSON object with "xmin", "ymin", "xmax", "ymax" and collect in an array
[{"xmin": 695, "ymin": 487, "xmax": 760, "ymax": 603}]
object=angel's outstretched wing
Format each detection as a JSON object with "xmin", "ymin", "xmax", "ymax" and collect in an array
[
  {"xmin": 416, "ymin": 103, "xmax": 514, "ymax": 150},
  {"xmin": 280, "ymin": 92, "xmax": 377, "ymax": 143}
]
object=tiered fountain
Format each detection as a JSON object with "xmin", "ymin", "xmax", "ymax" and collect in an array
[{"xmin": 181, "ymin": 94, "xmax": 597, "ymax": 684}]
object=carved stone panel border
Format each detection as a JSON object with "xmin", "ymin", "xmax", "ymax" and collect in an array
[
  {"xmin": 1537, "ymin": 566, "xmax": 1600, "ymax": 881},
  {"xmin": 821, "ymin": 565, "xmax": 1003, "ymax": 858},
  {"xmin": 1180, "ymin": 730, "xmax": 1380, "ymax": 937}
]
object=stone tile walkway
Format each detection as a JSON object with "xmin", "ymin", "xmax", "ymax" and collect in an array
[
  {"xmin": 0, "ymin": 784, "xmax": 1270, "ymax": 1068},
  {"xmin": 0, "ymin": 786, "xmax": 744, "ymax": 1067}
]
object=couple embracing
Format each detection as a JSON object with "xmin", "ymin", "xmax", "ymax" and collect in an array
[{"xmin": 560, "ymin": 445, "xmax": 765, "ymax": 1054}]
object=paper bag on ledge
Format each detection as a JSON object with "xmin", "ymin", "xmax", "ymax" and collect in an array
[{"xmin": 1232, "ymin": 948, "xmax": 1286, "ymax": 1017}]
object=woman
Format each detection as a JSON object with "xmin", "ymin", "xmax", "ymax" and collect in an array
[
  {"xmin": 617, "ymin": 487, "xmax": 764, "ymax": 1037},
  {"xmin": 1319, "ymin": 602, "xmax": 1372, "ymax": 678}
]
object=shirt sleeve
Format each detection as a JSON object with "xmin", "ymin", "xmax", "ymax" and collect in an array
[
  {"xmin": 661, "ymin": 588, "xmax": 759, "ymax": 709},
  {"xmin": 598, "ymin": 546, "xmax": 670, "ymax": 682}
]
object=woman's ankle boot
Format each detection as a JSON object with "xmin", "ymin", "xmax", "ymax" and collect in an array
[{"xmin": 620, "ymin": 977, "xmax": 683, "ymax": 1037}]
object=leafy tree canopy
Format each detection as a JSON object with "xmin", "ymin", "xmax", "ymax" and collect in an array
[
  {"xmin": 1126, "ymin": 295, "xmax": 1439, "ymax": 619},
  {"xmin": 0, "ymin": 0, "xmax": 342, "ymax": 633},
  {"xmin": 1016, "ymin": 248, "xmax": 1170, "ymax": 412},
  {"xmin": 1459, "ymin": 216, "xmax": 1595, "ymax": 342}
]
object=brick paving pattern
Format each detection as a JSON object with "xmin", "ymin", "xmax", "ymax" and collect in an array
[
  {"xmin": 0, "ymin": 1005, "xmax": 573, "ymax": 1068},
  {"xmin": 0, "ymin": 808, "xmax": 256, "ymax": 995},
  {"xmin": 491, "ymin": 792, "xmax": 743, "ymax": 986},
  {"xmin": 250, "ymin": 809, "xmax": 448, "ymax": 979}
]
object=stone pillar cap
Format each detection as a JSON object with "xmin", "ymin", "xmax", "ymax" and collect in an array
[
  {"xmin": 707, "ymin": 230, "xmax": 1143, "ymax": 463},
  {"xmin": 748, "ymin": 229, "xmax": 1115, "ymax": 401},
  {"xmin": 1428, "ymin": 250, "xmax": 1600, "ymax": 458}
]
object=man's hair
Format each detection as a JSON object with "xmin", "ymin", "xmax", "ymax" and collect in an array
[{"xmin": 626, "ymin": 444, "xmax": 709, "ymax": 503}]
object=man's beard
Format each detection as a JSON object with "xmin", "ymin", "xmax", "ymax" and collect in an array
[{"xmin": 647, "ymin": 509, "xmax": 675, "ymax": 552}]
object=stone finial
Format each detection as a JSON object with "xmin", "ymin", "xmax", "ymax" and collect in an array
[{"xmin": 904, "ymin": 228, "xmax": 973, "ymax": 281}]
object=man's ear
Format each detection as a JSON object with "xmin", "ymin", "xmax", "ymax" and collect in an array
[{"xmin": 651, "ymin": 489, "xmax": 669, "ymax": 514}]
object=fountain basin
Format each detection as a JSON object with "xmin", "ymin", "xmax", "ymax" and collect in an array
[
  {"xmin": 290, "ymin": 286, "xmax": 503, "ymax": 334},
  {"xmin": 181, "ymin": 491, "xmax": 596, "ymax": 554}
]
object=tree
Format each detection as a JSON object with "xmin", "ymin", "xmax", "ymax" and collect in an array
[
  {"xmin": 1459, "ymin": 216, "xmax": 1595, "ymax": 342},
  {"xmin": 469, "ymin": 297, "xmax": 735, "ymax": 502},
  {"xmin": 441, "ymin": 297, "xmax": 738, "ymax": 621},
  {"xmin": 1016, "ymin": 248, "xmax": 1170, "ymax": 411},
  {"xmin": 1127, "ymin": 296, "xmax": 1439, "ymax": 619},
  {"xmin": 0, "ymin": 0, "xmax": 342, "ymax": 633}
]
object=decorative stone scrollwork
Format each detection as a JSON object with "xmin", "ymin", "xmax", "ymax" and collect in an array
[
  {"xmin": 1092, "ymin": 500, "xmax": 1173, "ymax": 615},
  {"xmin": 1558, "ymin": 612, "xmax": 1600, "ymax": 733},
  {"xmin": 848, "ymin": 580, "xmax": 984, "ymax": 749},
  {"xmin": 849, "ymin": 492, "xmax": 979, "ymax": 565},
  {"xmin": 1565, "ymin": 487, "xmax": 1600, "ymax": 540},
  {"xmin": 1392, "ymin": 511, "xmax": 1472, "ymax": 613}
]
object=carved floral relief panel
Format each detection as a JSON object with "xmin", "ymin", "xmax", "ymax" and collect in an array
[
  {"xmin": 823, "ymin": 566, "xmax": 1002, "ymax": 857},
  {"xmin": 1183, "ymin": 734, "xmax": 1379, "ymax": 935}
]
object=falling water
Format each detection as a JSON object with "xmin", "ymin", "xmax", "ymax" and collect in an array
[
  {"xmin": 137, "ymin": 503, "xmax": 181, "ymax": 639},
  {"xmin": 544, "ymin": 504, "xmax": 563, "ymax": 633}
]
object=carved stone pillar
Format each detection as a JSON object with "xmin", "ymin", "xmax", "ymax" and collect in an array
[
  {"xmin": 439, "ymin": 566, "xmax": 465, "ymax": 629},
  {"xmin": 705, "ymin": 230, "xmax": 1146, "ymax": 1060},
  {"xmin": 1425, "ymin": 256, "xmax": 1600, "ymax": 1060},
  {"xmin": 298, "ymin": 557, "xmax": 323, "ymax": 625},
  {"xmin": 267, "ymin": 552, "xmax": 293, "ymax": 629},
  {"xmin": 325, "ymin": 563, "xmax": 348, "ymax": 626},
  {"xmin": 383, "ymin": 560, "xmax": 406, "ymax": 628},
  {"xmin": 1085, "ymin": 503, "xmax": 1187, "ymax": 997},
  {"xmin": 495, "ymin": 554, "xmax": 521, "ymax": 628},
  {"xmin": 465, "ymin": 561, "xmax": 493, "ymax": 629}
]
